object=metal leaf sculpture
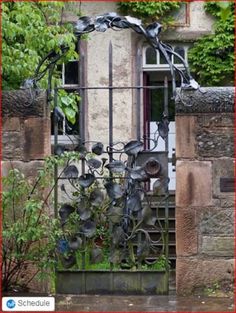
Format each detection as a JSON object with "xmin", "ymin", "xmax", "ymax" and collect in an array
[
  {"xmin": 28, "ymin": 10, "xmax": 201, "ymax": 272},
  {"xmin": 80, "ymin": 220, "xmax": 96, "ymax": 238},
  {"xmin": 124, "ymin": 140, "xmax": 143, "ymax": 156},
  {"xmin": 105, "ymin": 160, "xmax": 126, "ymax": 173},
  {"xmin": 87, "ymin": 158, "xmax": 102, "ymax": 169},
  {"xmin": 61, "ymin": 254, "xmax": 77, "ymax": 269},
  {"xmin": 158, "ymin": 116, "xmax": 169, "ymax": 140},
  {"xmin": 68, "ymin": 236, "xmax": 83, "ymax": 251},
  {"xmin": 63, "ymin": 165, "xmax": 79, "ymax": 179},
  {"xmin": 127, "ymin": 192, "xmax": 142, "ymax": 212},
  {"xmin": 89, "ymin": 189, "xmax": 104, "ymax": 207},
  {"xmin": 77, "ymin": 206, "xmax": 92, "ymax": 221},
  {"xmin": 78, "ymin": 173, "xmax": 95, "ymax": 188},
  {"xmin": 91, "ymin": 142, "xmax": 104, "ymax": 155},
  {"xmin": 104, "ymin": 182, "xmax": 124, "ymax": 199},
  {"xmin": 107, "ymin": 206, "xmax": 123, "ymax": 224},
  {"xmin": 59, "ymin": 204, "xmax": 75, "ymax": 221},
  {"xmin": 129, "ymin": 166, "xmax": 149, "ymax": 182},
  {"xmin": 76, "ymin": 197, "xmax": 92, "ymax": 220},
  {"xmin": 72, "ymin": 13, "xmax": 199, "ymax": 96},
  {"xmin": 153, "ymin": 176, "xmax": 170, "ymax": 195},
  {"xmin": 74, "ymin": 16, "xmax": 95, "ymax": 34},
  {"xmin": 112, "ymin": 226, "xmax": 126, "ymax": 246}
]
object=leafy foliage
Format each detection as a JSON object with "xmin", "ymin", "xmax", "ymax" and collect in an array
[
  {"xmin": 118, "ymin": 1, "xmax": 180, "ymax": 23},
  {"xmin": 2, "ymin": 1, "xmax": 78, "ymax": 90},
  {"xmin": 188, "ymin": 2, "xmax": 234, "ymax": 86},
  {"xmin": 2, "ymin": 152, "xmax": 81, "ymax": 292},
  {"xmin": 2, "ymin": 2, "xmax": 80, "ymax": 123},
  {"xmin": 57, "ymin": 90, "xmax": 81, "ymax": 124}
]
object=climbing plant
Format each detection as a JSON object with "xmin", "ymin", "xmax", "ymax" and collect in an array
[
  {"xmin": 2, "ymin": 1, "xmax": 80, "ymax": 122},
  {"xmin": 188, "ymin": 1, "xmax": 234, "ymax": 86},
  {"xmin": 118, "ymin": 1, "xmax": 180, "ymax": 24}
]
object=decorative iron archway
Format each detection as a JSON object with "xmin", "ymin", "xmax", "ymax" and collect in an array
[{"xmin": 24, "ymin": 13, "xmax": 198, "ymax": 294}]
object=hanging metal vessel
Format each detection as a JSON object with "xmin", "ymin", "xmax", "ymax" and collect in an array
[{"xmin": 144, "ymin": 157, "xmax": 161, "ymax": 177}]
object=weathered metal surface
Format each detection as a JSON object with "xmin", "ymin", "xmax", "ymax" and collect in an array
[{"xmin": 56, "ymin": 270, "xmax": 168, "ymax": 295}]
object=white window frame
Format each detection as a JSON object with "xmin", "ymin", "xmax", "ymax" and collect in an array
[
  {"xmin": 142, "ymin": 43, "xmax": 190, "ymax": 71},
  {"xmin": 51, "ymin": 61, "xmax": 80, "ymax": 145}
]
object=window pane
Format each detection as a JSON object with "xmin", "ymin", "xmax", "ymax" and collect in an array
[
  {"xmin": 159, "ymin": 50, "xmax": 172, "ymax": 65},
  {"xmin": 174, "ymin": 46, "xmax": 185, "ymax": 64},
  {"xmin": 146, "ymin": 47, "xmax": 157, "ymax": 64},
  {"xmin": 64, "ymin": 61, "xmax": 79, "ymax": 84}
]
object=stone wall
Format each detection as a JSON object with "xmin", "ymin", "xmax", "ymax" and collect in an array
[
  {"xmin": 2, "ymin": 90, "xmax": 51, "ymax": 292},
  {"xmin": 175, "ymin": 87, "xmax": 235, "ymax": 295}
]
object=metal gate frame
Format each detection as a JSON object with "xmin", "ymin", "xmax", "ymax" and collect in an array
[{"xmin": 24, "ymin": 13, "xmax": 197, "ymax": 294}]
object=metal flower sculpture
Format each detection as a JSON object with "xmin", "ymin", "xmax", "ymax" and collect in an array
[
  {"xmin": 22, "ymin": 12, "xmax": 199, "ymax": 99},
  {"xmin": 74, "ymin": 13, "xmax": 199, "ymax": 96},
  {"xmin": 26, "ymin": 12, "xmax": 200, "ymax": 271}
]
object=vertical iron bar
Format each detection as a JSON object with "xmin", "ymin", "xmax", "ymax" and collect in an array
[
  {"xmin": 109, "ymin": 41, "xmax": 113, "ymax": 164},
  {"xmin": 79, "ymin": 39, "xmax": 86, "ymax": 269},
  {"xmin": 79, "ymin": 40, "xmax": 85, "ymax": 147},
  {"xmin": 164, "ymin": 76, "xmax": 169, "ymax": 284},
  {"xmin": 53, "ymin": 86, "xmax": 58, "ymax": 219},
  {"xmin": 136, "ymin": 48, "xmax": 142, "ymax": 141},
  {"xmin": 108, "ymin": 41, "xmax": 114, "ymax": 271},
  {"xmin": 136, "ymin": 48, "xmax": 142, "ymax": 269}
]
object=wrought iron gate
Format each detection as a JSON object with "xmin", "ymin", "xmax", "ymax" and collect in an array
[{"xmin": 25, "ymin": 13, "xmax": 198, "ymax": 294}]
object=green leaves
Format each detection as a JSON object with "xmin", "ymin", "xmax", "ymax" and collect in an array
[
  {"xmin": 118, "ymin": 1, "xmax": 180, "ymax": 23},
  {"xmin": 2, "ymin": 165, "xmax": 63, "ymax": 291},
  {"xmin": 57, "ymin": 90, "xmax": 80, "ymax": 124},
  {"xmin": 188, "ymin": 2, "xmax": 234, "ymax": 86},
  {"xmin": 2, "ymin": 2, "xmax": 78, "ymax": 90}
]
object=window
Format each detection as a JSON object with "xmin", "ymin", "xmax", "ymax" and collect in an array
[
  {"xmin": 51, "ymin": 60, "xmax": 80, "ymax": 145},
  {"xmin": 143, "ymin": 43, "xmax": 190, "ymax": 70}
]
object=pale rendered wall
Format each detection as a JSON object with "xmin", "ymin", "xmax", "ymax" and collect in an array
[{"xmin": 65, "ymin": 1, "xmax": 214, "ymax": 146}]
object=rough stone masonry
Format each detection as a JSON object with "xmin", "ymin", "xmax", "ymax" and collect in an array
[{"xmin": 175, "ymin": 87, "xmax": 235, "ymax": 295}]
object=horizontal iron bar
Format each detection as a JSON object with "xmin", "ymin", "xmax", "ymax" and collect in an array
[{"xmin": 56, "ymin": 85, "xmax": 167, "ymax": 90}]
